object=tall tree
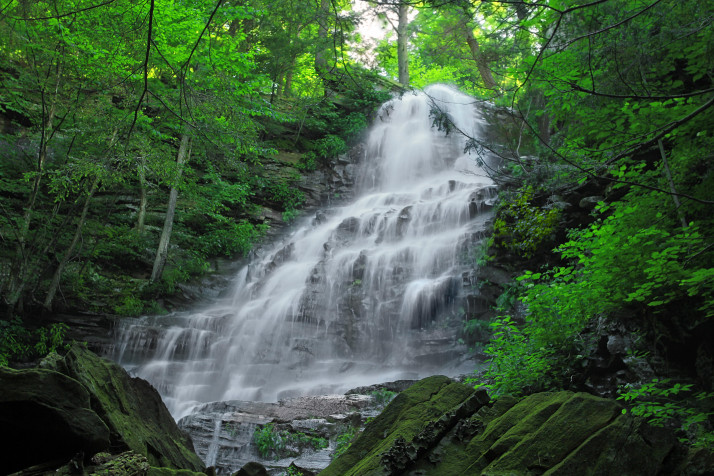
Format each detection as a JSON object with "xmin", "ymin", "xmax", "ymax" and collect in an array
[
  {"xmin": 151, "ymin": 134, "xmax": 191, "ymax": 283},
  {"xmin": 371, "ymin": 0, "xmax": 413, "ymax": 87}
]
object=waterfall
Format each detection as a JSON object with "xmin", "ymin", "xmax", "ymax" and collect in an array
[{"xmin": 113, "ymin": 84, "xmax": 497, "ymax": 419}]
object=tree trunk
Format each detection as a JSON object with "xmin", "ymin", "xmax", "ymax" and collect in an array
[
  {"xmin": 284, "ymin": 66, "xmax": 294, "ymax": 96},
  {"xmin": 464, "ymin": 31, "xmax": 498, "ymax": 91},
  {"xmin": 136, "ymin": 156, "xmax": 148, "ymax": 233},
  {"xmin": 658, "ymin": 139, "xmax": 688, "ymax": 228},
  {"xmin": 534, "ymin": 90, "xmax": 551, "ymax": 145},
  {"xmin": 314, "ymin": 0, "xmax": 330, "ymax": 85},
  {"xmin": 6, "ymin": 65, "xmax": 63, "ymax": 314},
  {"xmin": 150, "ymin": 133, "xmax": 191, "ymax": 283},
  {"xmin": 397, "ymin": 1, "xmax": 409, "ymax": 87},
  {"xmin": 43, "ymin": 177, "xmax": 100, "ymax": 311}
]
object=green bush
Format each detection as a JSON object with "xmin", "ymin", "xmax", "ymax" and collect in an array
[
  {"xmin": 333, "ymin": 426, "xmax": 358, "ymax": 458},
  {"xmin": 200, "ymin": 220, "xmax": 266, "ymax": 257},
  {"xmin": 114, "ymin": 295, "xmax": 145, "ymax": 317},
  {"xmin": 253, "ymin": 423, "xmax": 285, "ymax": 459},
  {"xmin": 34, "ymin": 323, "xmax": 70, "ymax": 356},
  {"xmin": 618, "ymin": 378, "xmax": 714, "ymax": 447},
  {"xmin": 296, "ymin": 152, "xmax": 318, "ymax": 172},
  {"xmin": 463, "ymin": 318, "xmax": 491, "ymax": 338},
  {"xmin": 371, "ymin": 388, "xmax": 397, "ymax": 407},
  {"xmin": 289, "ymin": 432, "xmax": 328, "ymax": 451},
  {"xmin": 264, "ymin": 177, "xmax": 305, "ymax": 211},
  {"xmin": 314, "ymin": 134, "xmax": 347, "ymax": 162},
  {"xmin": 252, "ymin": 423, "xmax": 328, "ymax": 460},
  {"xmin": 1, "ymin": 320, "xmax": 70, "ymax": 367},
  {"xmin": 493, "ymin": 186, "xmax": 560, "ymax": 259},
  {"xmin": 478, "ymin": 187, "xmax": 714, "ymax": 397}
]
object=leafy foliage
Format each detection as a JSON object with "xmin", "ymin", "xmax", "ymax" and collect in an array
[
  {"xmin": 252, "ymin": 423, "xmax": 329, "ymax": 460},
  {"xmin": 0, "ymin": 320, "xmax": 70, "ymax": 367},
  {"xmin": 493, "ymin": 186, "xmax": 560, "ymax": 259},
  {"xmin": 253, "ymin": 423, "xmax": 286, "ymax": 459},
  {"xmin": 333, "ymin": 426, "xmax": 358, "ymax": 458},
  {"xmin": 461, "ymin": 0, "xmax": 714, "ymax": 414},
  {"xmin": 0, "ymin": 0, "xmax": 385, "ymax": 322},
  {"xmin": 618, "ymin": 379, "xmax": 714, "ymax": 447},
  {"xmin": 370, "ymin": 389, "xmax": 397, "ymax": 407}
]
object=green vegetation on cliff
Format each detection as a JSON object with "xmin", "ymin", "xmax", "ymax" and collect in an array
[{"xmin": 0, "ymin": 0, "xmax": 389, "ymax": 323}]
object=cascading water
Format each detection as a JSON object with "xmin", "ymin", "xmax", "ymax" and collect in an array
[{"xmin": 113, "ymin": 84, "xmax": 497, "ymax": 419}]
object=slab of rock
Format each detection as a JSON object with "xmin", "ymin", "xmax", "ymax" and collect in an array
[
  {"xmin": 320, "ymin": 376, "xmax": 714, "ymax": 476},
  {"xmin": 177, "ymin": 394, "xmax": 373, "ymax": 474}
]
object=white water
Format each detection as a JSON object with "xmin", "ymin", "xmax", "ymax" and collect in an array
[{"xmin": 113, "ymin": 85, "xmax": 497, "ymax": 419}]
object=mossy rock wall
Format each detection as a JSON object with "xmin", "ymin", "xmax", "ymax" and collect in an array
[{"xmin": 320, "ymin": 376, "xmax": 714, "ymax": 476}]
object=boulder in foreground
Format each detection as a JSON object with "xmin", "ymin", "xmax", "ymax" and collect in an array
[
  {"xmin": 0, "ymin": 344, "xmax": 204, "ymax": 473},
  {"xmin": 320, "ymin": 375, "xmax": 714, "ymax": 476}
]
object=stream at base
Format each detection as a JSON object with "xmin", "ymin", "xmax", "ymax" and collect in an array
[{"xmin": 111, "ymin": 85, "xmax": 497, "ymax": 424}]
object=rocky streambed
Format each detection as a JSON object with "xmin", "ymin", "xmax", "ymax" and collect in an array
[{"xmin": 176, "ymin": 381, "xmax": 415, "ymax": 475}]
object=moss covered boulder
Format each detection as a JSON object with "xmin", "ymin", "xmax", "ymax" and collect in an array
[
  {"xmin": 0, "ymin": 366, "xmax": 110, "ymax": 474},
  {"xmin": 61, "ymin": 344, "xmax": 204, "ymax": 471},
  {"xmin": 320, "ymin": 376, "xmax": 714, "ymax": 475},
  {"xmin": 0, "ymin": 344, "xmax": 204, "ymax": 473},
  {"xmin": 320, "ymin": 375, "xmax": 484, "ymax": 476}
]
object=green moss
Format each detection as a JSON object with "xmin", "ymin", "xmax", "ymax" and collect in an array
[
  {"xmin": 62, "ymin": 344, "xmax": 204, "ymax": 471},
  {"xmin": 320, "ymin": 375, "xmax": 474, "ymax": 476},
  {"xmin": 477, "ymin": 391, "xmax": 572, "ymax": 460},
  {"xmin": 91, "ymin": 451, "xmax": 151, "ymax": 475},
  {"xmin": 476, "ymin": 392, "xmax": 621, "ymax": 474},
  {"xmin": 321, "ymin": 385, "xmax": 710, "ymax": 475},
  {"xmin": 405, "ymin": 397, "xmax": 522, "ymax": 475}
]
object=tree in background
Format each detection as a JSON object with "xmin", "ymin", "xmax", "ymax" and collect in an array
[{"xmin": 0, "ymin": 0, "xmax": 389, "ymax": 320}]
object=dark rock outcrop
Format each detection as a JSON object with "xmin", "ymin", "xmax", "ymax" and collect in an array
[
  {"xmin": 0, "ymin": 344, "xmax": 204, "ymax": 473},
  {"xmin": 320, "ymin": 375, "xmax": 714, "ymax": 476},
  {"xmin": 61, "ymin": 345, "xmax": 205, "ymax": 471},
  {"xmin": 0, "ymin": 366, "xmax": 110, "ymax": 474},
  {"xmin": 233, "ymin": 461, "xmax": 269, "ymax": 476}
]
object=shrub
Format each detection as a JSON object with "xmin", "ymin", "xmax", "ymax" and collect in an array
[
  {"xmin": 492, "ymin": 186, "xmax": 560, "ymax": 259},
  {"xmin": 114, "ymin": 295, "xmax": 145, "ymax": 317},
  {"xmin": 334, "ymin": 426, "xmax": 358, "ymax": 458},
  {"xmin": 253, "ymin": 423, "xmax": 285, "ymax": 459},
  {"xmin": 371, "ymin": 389, "xmax": 397, "ymax": 407},
  {"xmin": 314, "ymin": 134, "xmax": 347, "ymax": 162},
  {"xmin": 618, "ymin": 378, "xmax": 714, "ymax": 447},
  {"xmin": 1, "ymin": 320, "xmax": 70, "ymax": 367}
]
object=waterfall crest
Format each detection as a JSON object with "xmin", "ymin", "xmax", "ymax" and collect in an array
[{"xmin": 113, "ymin": 84, "xmax": 497, "ymax": 418}]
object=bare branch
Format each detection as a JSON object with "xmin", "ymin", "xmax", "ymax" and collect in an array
[
  {"xmin": 8, "ymin": 0, "xmax": 119, "ymax": 20},
  {"xmin": 127, "ymin": 0, "xmax": 155, "ymax": 141}
]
